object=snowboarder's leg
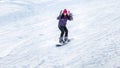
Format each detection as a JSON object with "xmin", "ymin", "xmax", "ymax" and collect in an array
[
  {"xmin": 59, "ymin": 26, "xmax": 65, "ymax": 43},
  {"xmin": 64, "ymin": 27, "xmax": 68, "ymax": 37},
  {"xmin": 64, "ymin": 26, "xmax": 69, "ymax": 42}
]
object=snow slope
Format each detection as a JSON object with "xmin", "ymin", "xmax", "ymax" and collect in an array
[{"xmin": 0, "ymin": 0, "xmax": 120, "ymax": 68}]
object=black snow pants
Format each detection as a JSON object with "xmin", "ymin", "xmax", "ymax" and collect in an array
[{"xmin": 59, "ymin": 26, "xmax": 68, "ymax": 38}]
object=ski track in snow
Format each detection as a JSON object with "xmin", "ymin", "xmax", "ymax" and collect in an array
[{"xmin": 0, "ymin": 0, "xmax": 120, "ymax": 68}]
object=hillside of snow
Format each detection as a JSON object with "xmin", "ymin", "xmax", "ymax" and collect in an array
[{"xmin": 0, "ymin": 0, "xmax": 120, "ymax": 68}]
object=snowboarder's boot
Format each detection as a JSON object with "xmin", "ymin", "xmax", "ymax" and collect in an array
[
  {"xmin": 64, "ymin": 37, "xmax": 69, "ymax": 42},
  {"xmin": 64, "ymin": 37, "xmax": 70, "ymax": 43},
  {"xmin": 59, "ymin": 37, "xmax": 64, "ymax": 43}
]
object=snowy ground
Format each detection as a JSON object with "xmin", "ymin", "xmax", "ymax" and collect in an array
[{"xmin": 0, "ymin": 0, "xmax": 120, "ymax": 68}]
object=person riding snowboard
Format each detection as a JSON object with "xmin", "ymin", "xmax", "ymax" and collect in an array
[{"xmin": 57, "ymin": 9, "xmax": 73, "ymax": 43}]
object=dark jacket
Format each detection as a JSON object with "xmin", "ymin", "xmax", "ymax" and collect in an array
[{"xmin": 57, "ymin": 13, "xmax": 73, "ymax": 27}]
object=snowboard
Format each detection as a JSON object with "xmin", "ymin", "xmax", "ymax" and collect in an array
[{"xmin": 56, "ymin": 39, "xmax": 71, "ymax": 47}]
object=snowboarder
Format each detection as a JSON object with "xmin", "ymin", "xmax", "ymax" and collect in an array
[{"xmin": 57, "ymin": 9, "xmax": 73, "ymax": 43}]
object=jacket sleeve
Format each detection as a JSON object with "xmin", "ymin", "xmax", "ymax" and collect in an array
[
  {"xmin": 68, "ymin": 11, "xmax": 73, "ymax": 21},
  {"xmin": 57, "ymin": 10, "xmax": 62, "ymax": 20},
  {"xmin": 57, "ymin": 15, "xmax": 61, "ymax": 20}
]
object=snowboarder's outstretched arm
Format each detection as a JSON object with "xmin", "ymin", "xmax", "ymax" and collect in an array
[
  {"xmin": 57, "ymin": 10, "xmax": 62, "ymax": 20},
  {"xmin": 57, "ymin": 15, "xmax": 61, "ymax": 20},
  {"xmin": 67, "ymin": 11, "xmax": 73, "ymax": 21}
]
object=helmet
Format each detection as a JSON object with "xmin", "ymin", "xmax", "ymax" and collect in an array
[{"xmin": 63, "ymin": 9, "xmax": 67, "ymax": 14}]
